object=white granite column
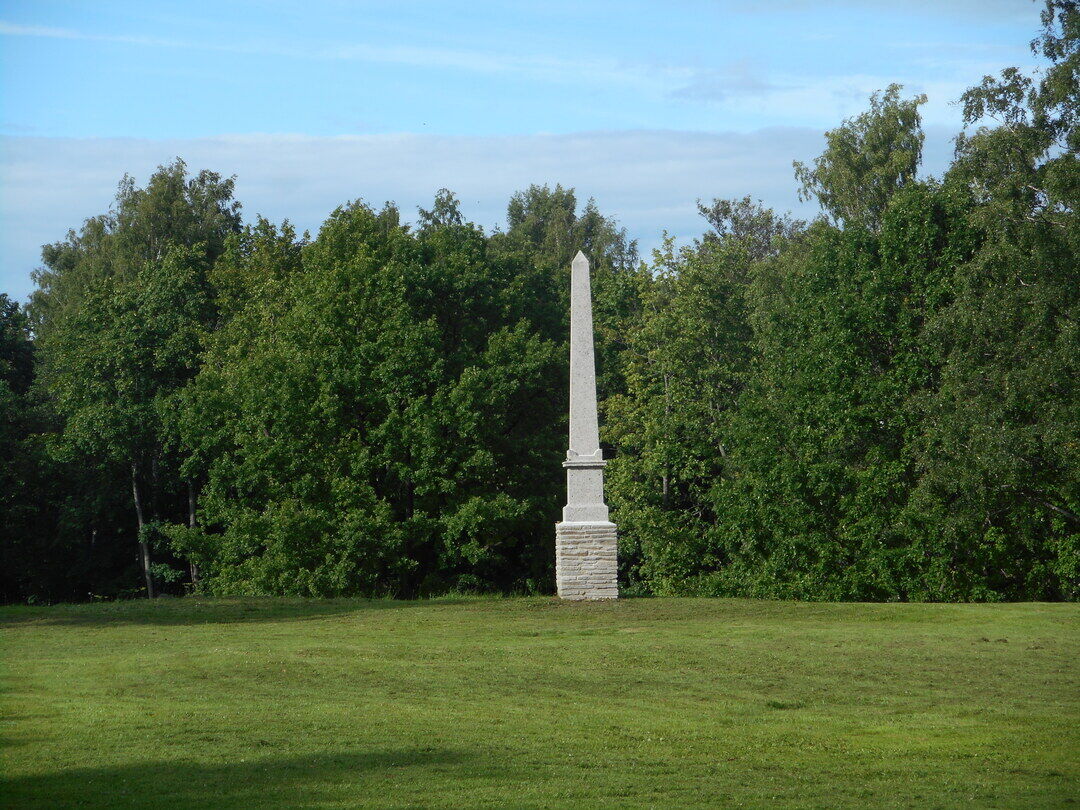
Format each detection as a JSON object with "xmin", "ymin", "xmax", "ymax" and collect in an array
[{"xmin": 556, "ymin": 251, "xmax": 618, "ymax": 600}]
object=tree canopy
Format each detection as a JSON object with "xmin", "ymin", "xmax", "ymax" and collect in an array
[{"xmin": 3, "ymin": 3, "xmax": 1076, "ymax": 602}]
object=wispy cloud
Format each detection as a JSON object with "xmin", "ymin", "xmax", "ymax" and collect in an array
[
  {"xmin": 670, "ymin": 60, "xmax": 781, "ymax": 102},
  {"xmin": 725, "ymin": 0, "xmax": 1038, "ymax": 19},
  {"xmin": 0, "ymin": 19, "xmax": 663, "ymax": 92},
  {"xmin": 0, "ymin": 20, "xmax": 176, "ymax": 48},
  {"xmin": 0, "ymin": 16, "xmax": 1023, "ymax": 129}
]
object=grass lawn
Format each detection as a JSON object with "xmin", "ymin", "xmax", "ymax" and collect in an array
[{"xmin": 1, "ymin": 597, "xmax": 1077, "ymax": 808}]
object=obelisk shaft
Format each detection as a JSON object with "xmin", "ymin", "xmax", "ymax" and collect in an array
[
  {"xmin": 568, "ymin": 251, "xmax": 601, "ymax": 460},
  {"xmin": 555, "ymin": 252, "xmax": 617, "ymax": 600},
  {"xmin": 562, "ymin": 251, "xmax": 609, "ymax": 523}
]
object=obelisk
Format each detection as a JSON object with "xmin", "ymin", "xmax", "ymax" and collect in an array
[{"xmin": 555, "ymin": 251, "xmax": 618, "ymax": 600}]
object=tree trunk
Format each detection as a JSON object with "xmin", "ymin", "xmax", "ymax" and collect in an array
[
  {"xmin": 150, "ymin": 454, "xmax": 159, "ymax": 522},
  {"xmin": 404, "ymin": 446, "xmax": 415, "ymax": 520},
  {"xmin": 187, "ymin": 480, "xmax": 200, "ymax": 586},
  {"xmin": 662, "ymin": 369, "xmax": 671, "ymax": 509},
  {"xmin": 132, "ymin": 462, "xmax": 155, "ymax": 598}
]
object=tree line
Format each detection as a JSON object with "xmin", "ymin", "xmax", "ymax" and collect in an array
[{"xmin": 2, "ymin": 2, "xmax": 1076, "ymax": 602}]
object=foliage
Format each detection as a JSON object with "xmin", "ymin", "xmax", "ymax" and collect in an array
[
  {"xmin": 909, "ymin": 0, "xmax": 1080, "ymax": 599},
  {"xmin": 22, "ymin": 159, "xmax": 241, "ymax": 599},
  {"xmin": 697, "ymin": 194, "xmax": 805, "ymax": 258},
  {"xmin": 490, "ymin": 184, "xmax": 641, "ymax": 401},
  {"xmin": 604, "ymin": 4, "xmax": 1076, "ymax": 600},
  {"xmin": 712, "ymin": 185, "xmax": 980, "ymax": 599},
  {"xmin": 0, "ymin": 294, "xmax": 137, "ymax": 602},
  {"xmin": 604, "ymin": 224, "xmax": 768, "ymax": 593},
  {"xmin": 794, "ymin": 84, "xmax": 927, "ymax": 231},
  {"xmin": 169, "ymin": 198, "xmax": 567, "ymax": 596},
  {"xmin": 3, "ymin": 3, "xmax": 1076, "ymax": 602}
]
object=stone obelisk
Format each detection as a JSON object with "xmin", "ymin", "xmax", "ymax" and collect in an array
[{"xmin": 555, "ymin": 251, "xmax": 618, "ymax": 600}]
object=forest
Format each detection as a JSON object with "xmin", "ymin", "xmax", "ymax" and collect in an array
[{"xmin": 1, "ymin": 4, "xmax": 1076, "ymax": 603}]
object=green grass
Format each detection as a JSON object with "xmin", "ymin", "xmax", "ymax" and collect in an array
[{"xmin": 2, "ymin": 598, "xmax": 1077, "ymax": 808}]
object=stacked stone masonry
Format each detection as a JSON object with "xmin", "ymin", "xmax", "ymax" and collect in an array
[{"xmin": 555, "ymin": 522, "xmax": 618, "ymax": 600}]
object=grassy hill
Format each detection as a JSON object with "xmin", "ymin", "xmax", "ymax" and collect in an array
[{"xmin": 2, "ymin": 597, "xmax": 1077, "ymax": 808}]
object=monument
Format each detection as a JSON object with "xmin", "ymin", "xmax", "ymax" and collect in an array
[{"xmin": 555, "ymin": 251, "xmax": 618, "ymax": 600}]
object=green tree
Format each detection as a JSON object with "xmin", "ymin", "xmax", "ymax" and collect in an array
[
  {"xmin": 42, "ymin": 247, "xmax": 212, "ymax": 596},
  {"xmin": 172, "ymin": 197, "xmax": 565, "ymax": 596},
  {"xmin": 605, "ymin": 201, "xmax": 802, "ymax": 594},
  {"xmin": 907, "ymin": 0, "xmax": 1079, "ymax": 598},
  {"xmin": 32, "ymin": 161, "xmax": 240, "ymax": 597},
  {"xmin": 1, "ymin": 294, "xmax": 137, "ymax": 603},
  {"xmin": 490, "ymin": 184, "xmax": 640, "ymax": 402},
  {"xmin": 710, "ymin": 183, "xmax": 977, "ymax": 599},
  {"xmin": 11, "ymin": 2, "xmax": 1074, "ymax": 603},
  {"xmin": 0, "ymin": 295, "xmax": 41, "ymax": 599},
  {"xmin": 31, "ymin": 159, "xmax": 240, "ymax": 330},
  {"xmin": 794, "ymin": 84, "xmax": 927, "ymax": 231},
  {"xmin": 697, "ymin": 195, "xmax": 804, "ymax": 259}
]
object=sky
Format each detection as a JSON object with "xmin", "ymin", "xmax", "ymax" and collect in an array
[{"xmin": 0, "ymin": 0, "xmax": 1043, "ymax": 300}]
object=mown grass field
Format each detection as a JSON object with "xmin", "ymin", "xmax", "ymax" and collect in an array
[{"xmin": 1, "ymin": 597, "xmax": 1077, "ymax": 808}]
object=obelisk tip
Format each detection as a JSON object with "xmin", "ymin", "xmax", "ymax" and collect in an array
[{"xmin": 572, "ymin": 250, "xmax": 588, "ymax": 265}]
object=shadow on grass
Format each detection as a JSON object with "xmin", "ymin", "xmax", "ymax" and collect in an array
[
  {"xmin": 1, "ymin": 748, "xmax": 474, "ymax": 809},
  {"xmin": 0, "ymin": 596, "xmax": 488, "ymax": 627}
]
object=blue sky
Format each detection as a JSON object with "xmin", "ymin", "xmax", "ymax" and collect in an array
[{"xmin": 1, "ymin": 0, "xmax": 1042, "ymax": 299}]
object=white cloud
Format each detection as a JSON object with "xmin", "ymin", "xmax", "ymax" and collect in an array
[
  {"xmin": 0, "ymin": 127, "xmax": 959, "ymax": 300},
  {"xmin": 669, "ymin": 69, "xmax": 983, "ymax": 129}
]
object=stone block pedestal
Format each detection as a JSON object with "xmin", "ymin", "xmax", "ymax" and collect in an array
[{"xmin": 555, "ymin": 521, "xmax": 618, "ymax": 600}]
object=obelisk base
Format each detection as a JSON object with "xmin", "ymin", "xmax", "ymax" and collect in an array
[{"xmin": 555, "ymin": 522, "xmax": 618, "ymax": 600}]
